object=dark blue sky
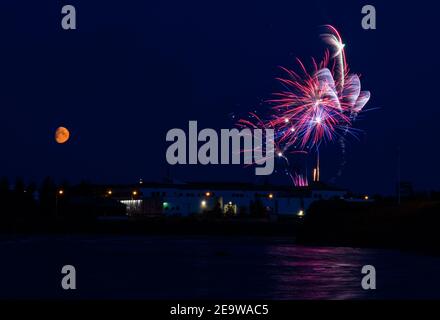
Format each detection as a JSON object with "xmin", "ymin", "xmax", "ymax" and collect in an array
[{"xmin": 0, "ymin": 0, "xmax": 438, "ymax": 194}]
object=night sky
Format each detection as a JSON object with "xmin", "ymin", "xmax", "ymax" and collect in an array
[{"xmin": 0, "ymin": 0, "xmax": 438, "ymax": 195}]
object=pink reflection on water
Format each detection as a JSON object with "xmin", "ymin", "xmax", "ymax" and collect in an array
[{"xmin": 264, "ymin": 245, "xmax": 370, "ymax": 300}]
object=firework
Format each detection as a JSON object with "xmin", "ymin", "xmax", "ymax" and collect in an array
[
  {"xmin": 320, "ymin": 25, "xmax": 347, "ymax": 91},
  {"xmin": 293, "ymin": 173, "xmax": 308, "ymax": 188},
  {"xmin": 238, "ymin": 25, "xmax": 371, "ymax": 185},
  {"xmin": 269, "ymin": 65, "xmax": 352, "ymax": 150}
]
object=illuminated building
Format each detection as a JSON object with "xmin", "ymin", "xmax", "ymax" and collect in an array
[{"xmin": 111, "ymin": 181, "xmax": 347, "ymax": 218}]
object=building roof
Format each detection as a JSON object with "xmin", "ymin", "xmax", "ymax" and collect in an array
[{"xmin": 103, "ymin": 180, "xmax": 347, "ymax": 196}]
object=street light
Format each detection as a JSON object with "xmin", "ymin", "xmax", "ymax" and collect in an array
[{"xmin": 55, "ymin": 189, "xmax": 64, "ymax": 219}]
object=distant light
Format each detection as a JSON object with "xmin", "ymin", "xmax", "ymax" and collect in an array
[
  {"xmin": 107, "ymin": 190, "xmax": 113, "ymax": 196},
  {"xmin": 132, "ymin": 191, "xmax": 138, "ymax": 196},
  {"xmin": 364, "ymin": 196, "xmax": 369, "ymax": 201},
  {"xmin": 163, "ymin": 202, "xmax": 169, "ymax": 208},
  {"xmin": 298, "ymin": 210, "xmax": 305, "ymax": 217},
  {"xmin": 139, "ymin": 179, "xmax": 144, "ymax": 185},
  {"xmin": 205, "ymin": 192, "xmax": 211, "ymax": 197},
  {"xmin": 278, "ymin": 152, "xmax": 283, "ymax": 158},
  {"xmin": 201, "ymin": 200, "xmax": 207, "ymax": 208},
  {"xmin": 58, "ymin": 190, "xmax": 64, "ymax": 195},
  {"xmin": 269, "ymin": 193, "xmax": 274, "ymax": 199},
  {"xmin": 228, "ymin": 202, "xmax": 233, "ymax": 205}
]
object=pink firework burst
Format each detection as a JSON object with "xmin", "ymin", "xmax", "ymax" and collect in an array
[
  {"xmin": 236, "ymin": 25, "xmax": 371, "ymax": 185},
  {"xmin": 269, "ymin": 59, "xmax": 352, "ymax": 149},
  {"xmin": 266, "ymin": 26, "xmax": 370, "ymax": 150}
]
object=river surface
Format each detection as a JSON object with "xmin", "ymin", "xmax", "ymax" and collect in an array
[{"xmin": 1, "ymin": 235, "xmax": 439, "ymax": 299}]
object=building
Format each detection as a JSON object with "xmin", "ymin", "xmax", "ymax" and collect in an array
[{"xmin": 110, "ymin": 181, "xmax": 347, "ymax": 218}]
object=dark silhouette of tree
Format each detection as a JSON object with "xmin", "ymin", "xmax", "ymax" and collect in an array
[
  {"xmin": 0, "ymin": 177, "xmax": 9, "ymax": 192},
  {"xmin": 39, "ymin": 177, "xmax": 57, "ymax": 220},
  {"xmin": 0, "ymin": 177, "xmax": 12, "ymax": 221},
  {"xmin": 27, "ymin": 182, "xmax": 37, "ymax": 197},
  {"xmin": 13, "ymin": 178, "xmax": 26, "ymax": 218},
  {"xmin": 14, "ymin": 178, "xmax": 25, "ymax": 193}
]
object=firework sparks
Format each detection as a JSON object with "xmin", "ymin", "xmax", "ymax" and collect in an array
[
  {"xmin": 320, "ymin": 25, "xmax": 347, "ymax": 91},
  {"xmin": 237, "ymin": 25, "xmax": 371, "ymax": 186},
  {"xmin": 292, "ymin": 173, "xmax": 309, "ymax": 188},
  {"xmin": 269, "ymin": 65, "xmax": 352, "ymax": 150}
]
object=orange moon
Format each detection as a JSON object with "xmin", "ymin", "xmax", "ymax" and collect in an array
[{"xmin": 55, "ymin": 127, "xmax": 70, "ymax": 144}]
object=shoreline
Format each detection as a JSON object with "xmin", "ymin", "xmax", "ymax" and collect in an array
[{"xmin": 1, "ymin": 217, "xmax": 439, "ymax": 256}]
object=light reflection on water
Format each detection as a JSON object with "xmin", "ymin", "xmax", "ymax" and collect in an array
[
  {"xmin": 0, "ymin": 235, "xmax": 439, "ymax": 299},
  {"xmin": 265, "ymin": 246, "xmax": 369, "ymax": 300}
]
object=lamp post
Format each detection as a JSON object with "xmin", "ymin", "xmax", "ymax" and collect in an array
[{"xmin": 55, "ymin": 189, "xmax": 64, "ymax": 219}]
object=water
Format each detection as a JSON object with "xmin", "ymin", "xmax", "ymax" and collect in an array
[{"xmin": 1, "ymin": 235, "xmax": 439, "ymax": 299}]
